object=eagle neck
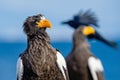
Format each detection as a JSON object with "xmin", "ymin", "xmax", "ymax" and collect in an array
[
  {"xmin": 72, "ymin": 30, "xmax": 86, "ymax": 49},
  {"xmin": 26, "ymin": 31, "xmax": 51, "ymax": 56}
]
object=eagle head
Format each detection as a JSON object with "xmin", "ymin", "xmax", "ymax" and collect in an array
[{"xmin": 23, "ymin": 14, "xmax": 52, "ymax": 36}]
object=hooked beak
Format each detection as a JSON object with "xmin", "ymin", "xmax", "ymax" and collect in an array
[{"xmin": 36, "ymin": 19, "xmax": 52, "ymax": 29}]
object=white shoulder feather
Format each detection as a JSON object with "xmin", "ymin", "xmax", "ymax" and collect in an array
[
  {"xmin": 56, "ymin": 51, "xmax": 68, "ymax": 80},
  {"xmin": 16, "ymin": 57, "xmax": 24, "ymax": 80},
  {"xmin": 88, "ymin": 56, "xmax": 104, "ymax": 80}
]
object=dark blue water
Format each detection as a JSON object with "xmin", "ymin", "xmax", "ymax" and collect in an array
[{"xmin": 0, "ymin": 41, "xmax": 120, "ymax": 80}]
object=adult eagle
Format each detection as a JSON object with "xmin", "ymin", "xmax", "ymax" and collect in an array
[
  {"xmin": 66, "ymin": 26, "xmax": 104, "ymax": 80},
  {"xmin": 16, "ymin": 14, "xmax": 69, "ymax": 80}
]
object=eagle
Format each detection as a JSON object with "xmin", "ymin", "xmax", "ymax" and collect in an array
[
  {"xmin": 62, "ymin": 10, "xmax": 117, "ymax": 49},
  {"xmin": 66, "ymin": 26, "xmax": 105, "ymax": 80},
  {"xmin": 16, "ymin": 14, "xmax": 69, "ymax": 80}
]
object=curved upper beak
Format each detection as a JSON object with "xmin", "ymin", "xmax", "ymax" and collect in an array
[{"xmin": 36, "ymin": 19, "xmax": 52, "ymax": 29}]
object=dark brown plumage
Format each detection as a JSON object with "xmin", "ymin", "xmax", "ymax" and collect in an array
[
  {"xmin": 66, "ymin": 26, "xmax": 104, "ymax": 80},
  {"xmin": 16, "ymin": 14, "xmax": 69, "ymax": 80}
]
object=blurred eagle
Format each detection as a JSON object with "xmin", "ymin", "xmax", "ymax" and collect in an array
[
  {"xmin": 62, "ymin": 10, "xmax": 117, "ymax": 49},
  {"xmin": 66, "ymin": 26, "xmax": 105, "ymax": 80},
  {"xmin": 62, "ymin": 10, "xmax": 106, "ymax": 80}
]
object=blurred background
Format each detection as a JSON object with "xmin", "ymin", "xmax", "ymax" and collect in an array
[{"xmin": 0, "ymin": 0, "xmax": 120, "ymax": 80}]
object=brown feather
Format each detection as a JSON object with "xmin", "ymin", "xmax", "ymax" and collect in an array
[
  {"xmin": 18, "ymin": 14, "xmax": 68, "ymax": 80},
  {"xmin": 66, "ymin": 26, "xmax": 104, "ymax": 80},
  {"xmin": 20, "ymin": 31, "xmax": 65, "ymax": 80}
]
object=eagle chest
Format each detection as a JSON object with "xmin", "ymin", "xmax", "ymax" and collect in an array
[{"xmin": 22, "ymin": 47, "xmax": 57, "ymax": 77}]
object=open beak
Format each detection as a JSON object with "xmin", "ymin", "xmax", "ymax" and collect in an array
[{"xmin": 36, "ymin": 19, "xmax": 52, "ymax": 29}]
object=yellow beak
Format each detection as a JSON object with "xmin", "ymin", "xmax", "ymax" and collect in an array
[
  {"xmin": 36, "ymin": 19, "xmax": 52, "ymax": 28},
  {"xmin": 82, "ymin": 26, "xmax": 95, "ymax": 36}
]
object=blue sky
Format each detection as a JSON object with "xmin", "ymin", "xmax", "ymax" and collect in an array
[{"xmin": 0, "ymin": 0, "xmax": 120, "ymax": 42}]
